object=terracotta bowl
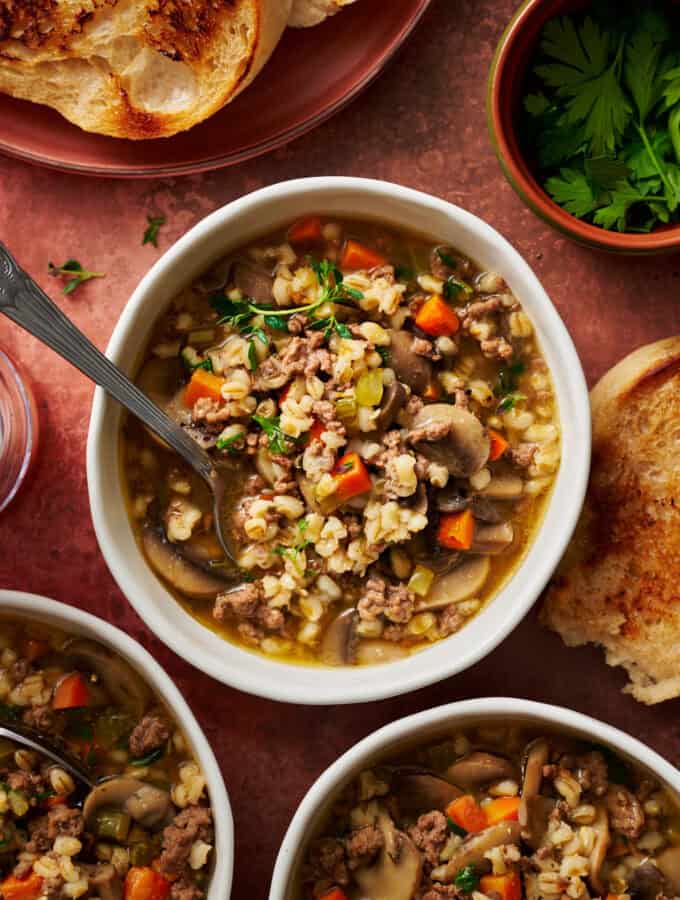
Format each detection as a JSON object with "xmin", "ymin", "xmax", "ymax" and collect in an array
[{"xmin": 487, "ymin": 0, "xmax": 680, "ymax": 254}]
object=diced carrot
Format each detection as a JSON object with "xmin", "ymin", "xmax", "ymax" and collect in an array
[
  {"xmin": 446, "ymin": 795, "xmax": 488, "ymax": 834},
  {"xmin": 0, "ymin": 872, "xmax": 44, "ymax": 900},
  {"xmin": 480, "ymin": 872, "xmax": 522, "ymax": 900},
  {"xmin": 333, "ymin": 452, "xmax": 372, "ymax": 502},
  {"xmin": 288, "ymin": 216, "xmax": 323, "ymax": 246},
  {"xmin": 45, "ymin": 794, "xmax": 68, "ymax": 809},
  {"xmin": 319, "ymin": 891, "xmax": 348, "ymax": 900},
  {"xmin": 124, "ymin": 867, "xmax": 171, "ymax": 900},
  {"xmin": 52, "ymin": 672, "xmax": 89, "ymax": 711},
  {"xmin": 280, "ymin": 382, "xmax": 293, "ymax": 403},
  {"xmin": 341, "ymin": 239, "xmax": 388, "ymax": 270},
  {"xmin": 488, "ymin": 428, "xmax": 510, "ymax": 462},
  {"xmin": 415, "ymin": 295, "xmax": 460, "ymax": 337},
  {"xmin": 438, "ymin": 509, "xmax": 475, "ymax": 551},
  {"xmin": 183, "ymin": 369, "xmax": 225, "ymax": 408},
  {"xmin": 22, "ymin": 639, "xmax": 49, "ymax": 662},
  {"xmin": 423, "ymin": 381, "xmax": 441, "ymax": 401},
  {"xmin": 484, "ymin": 796, "xmax": 521, "ymax": 826}
]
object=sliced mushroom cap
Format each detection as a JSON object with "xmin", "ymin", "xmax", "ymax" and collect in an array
[
  {"xmin": 589, "ymin": 804, "xmax": 611, "ymax": 896},
  {"xmin": 436, "ymin": 821, "xmax": 522, "ymax": 882},
  {"xmin": 471, "ymin": 496, "xmax": 512, "ymax": 524},
  {"xmin": 83, "ymin": 777, "xmax": 173, "ymax": 831},
  {"xmin": 435, "ymin": 487, "xmax": 471, "ymax": 514},
  {"xmin": 521, "ymin": 795, "xmax": 556, "ymax": 851},
  {"xmin": 410, "ymin": 404, "xmax": 490, "ymax": 477},
  {"xmin": 355, "ymin": 811, "xmax": 423, "ymax": 900},
  {"xmin": 471, "ymin": 523, "xmax": 514, "ymax": 555},
  {"xmin": 519, "ymin": 738, "xmax": 549, "ymax": 830},
  {"xmin": 446, "ymin": 751, "xmax": 518, "ymax": 788},
  {"xmin": 320, "ymin": 609, "xmax": 358, "ymax": 666},
  {"xmin": 87, "ymin": 865, "xmax": 123, "ymax": 900},
  {"xmin": 375, "ymin": 381, "xmax": 408, "ymax": 431},
  {"xmin": 388, "ymin": 331, "xmax": 433, "ymax": 394},
  {"xmin": 417, "ymin": 556, "xmax": 491, "ymax": 611},
  {"xmin": 232, "ymin": 260, "xmax": 274, "ymax": 304},
  {"xmin": 627, "ymin": 861, "xmax": 669, "ymax": 900},
  {"xmin": 142, "ymin": 527, "xmax": 227, "ymax": 601},
  {"xmin": 63, "ymin": 639, "xmax": 150, "ymax": 719},
  {"xmin": 355, "ymin": 641, "xmax": 411, "ymax": 666},
  {"xmin": 480, "ymin": 474, "xmax": 524, "ymax": 500},
  {"xmin": 656, "ymin": 846, "xmax": 680, "ymax": 893},
  {"xmin": 386, "ymin": 768, "xmax": 462, "ymax": 818}
]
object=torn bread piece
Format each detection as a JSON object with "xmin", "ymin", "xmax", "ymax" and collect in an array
[
  {"xmin": 288, "ymin": 0, "xmax": 359, "ymax": 27},
  {"xmin": 0, "ymin": 0, "xmax": 292, "ymax": 139},
  {"xmin": 542, "ymin": 337, "xmax": 680, "ymax": 704}
]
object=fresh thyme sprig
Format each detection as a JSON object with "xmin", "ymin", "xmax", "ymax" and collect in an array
[
  {"xmin": 142, "ymin": 215, "xmax": 166, "ymax": 248},
  {"xmin": 48, "ymin": 260, "xmax": 105, "ymax": 295}
]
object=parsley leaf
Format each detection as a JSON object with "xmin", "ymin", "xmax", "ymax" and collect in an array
[
  {"xmin": 593, "ymin": 179, "xmax": 654, "ymax": 230},
  {"xmin": 48, "ymin": 259, "xmax": 105, "ymax": 295},
  {"xmin": 443, "ymin": 276, "xmax": 473, "ymax": 300},
  {"xmin": 454, "ymin": 865, "xmax": 478, "ymax": 894},
  {"xmin": 545, "ymin": 167, "xmax": 600, "ymax": 217},
  {"xmin": 252, "ymin": 415, "xmax": 298, "ymax": 456},
  {"xmin": 447, "ymin": 817, "xmax": 468, "ymax": 838},
  {"xmin": 142, "ymin": 215, "xmax": 166, "ymax": 248},
  {"xmin": 216, "ymin": 432, "xmax": 244, "ymax": 452}
]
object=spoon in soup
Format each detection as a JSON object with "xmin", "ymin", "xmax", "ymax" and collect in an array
[{"xmin": 0, "ymin": 242, "xmax": 243, "ymax": 574}]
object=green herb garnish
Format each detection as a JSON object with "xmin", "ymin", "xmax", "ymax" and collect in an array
[
  {"xmin": 376, "ymin": 346, "xmax": 390, "ymax": 365},
  {"xmin": 251, "ymin": 415, "xmax": 299, "ymax": 456},
  {"xmin": 0, "ymin": 705, "xmax": 20, "ymax": 722},
  {"xmin": 497, "ymin": 393, "xmax": 527, "ymax": 414},
  {"xmin": 494, "ymin": 359, "xmax": 526, "ymax": 398},
  {"xmin": 131, "ymin": 747, "xmax": 165, "ymax": 767},
  {"xmin": 216, "ymin": 432, "xmax": 244, "ymax": 452},
  {"xmin": 48, "ymin": 260, "xmax": 105, "ymax": 295},
  {"xmin": 455, "ymin": 865, "xmax": 478, "ymax": 894},
  {"xmin": 309, "ymin": 316, "xmax": 352, "ymax": 339},
  {"xmin": 142, "ymin": 215, "xmax": 166, "ymax": 248},
  {"xmin": 436, "ymin": 248, "xmax": 458, "ymax": 269},
  {"xmin": 522, "ymin": 2, "xmax": 680, "ymax": 232},
  {"xmin": 447, "ymin": 817, "xmax": 468, "ymax": 838},
  {"xmin": 443, "ymin": 277, "xmax": 473, "ymax": 300},
  {"xmin": 394, "ymin": 264, "xmax": 414, "ymax": 281}
]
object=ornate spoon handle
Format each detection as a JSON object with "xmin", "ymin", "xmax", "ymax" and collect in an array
[{"xmin": 0, "ymin": 242, "xmax": 215, "ymax": 485}]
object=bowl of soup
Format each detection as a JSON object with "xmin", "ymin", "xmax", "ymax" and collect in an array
[
  {"xmin": 0, "ymin": 589, "xmax": 233, "ymax": 900},
  {"xmin": 270, "ymin": 698, "xmax": 680, "ymax": 900},
  {"xmin": 87, "ymin": 177, "xmax": 590, "ymax": 704}
]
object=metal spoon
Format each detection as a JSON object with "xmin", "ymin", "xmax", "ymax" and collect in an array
[
  {"xmin": 0, "ymin": 242, "xmax": 241, "ymax": 571},
  {"xmin": 0, "ymin": 720, "xmax": 94, "ymax": 789}
]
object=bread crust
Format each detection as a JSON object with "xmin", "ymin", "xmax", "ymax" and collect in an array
[
  {"xmin": 542, "ymin": 337, "xmax": 680, "ymax": 704},
  {"xmin": 0, "ymin": 0, "xmax": 292, "ymax": 139}
]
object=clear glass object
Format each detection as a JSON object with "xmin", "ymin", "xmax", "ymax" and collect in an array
[{"xmin": 0, "ymin": 349, "xmax": 38, "ymax": 513}]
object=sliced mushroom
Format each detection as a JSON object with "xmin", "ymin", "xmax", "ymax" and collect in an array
[
  {"xmin": 519, "ymin": 738, "xmax": 549, "ymax": 831},
  {"xmin": 435, "ymin": 821, "xmax": 522, "ymax": 882},
  {"xmin": 388, "ymin": 331, "xmax": 433, "ymax": 394},
  {"xmin": 83, "ymin": 777, "xmax": 173, "ymax": 831},
  {"xmin": 656, "ymin": 847, "xmax": 680, "ymax": 893},
  {"xmin": 589, "ymin": 804, "xmax": 611, "ymax": 896},
  {"xmin": 417, "ymin": 556, "xmax": 490, "ymax": 611},
  {"xmin": 196, "ymin": 255, "xmax": 234, "ymax": 293},
  {"xmin": 480, "ymin": 474, "xmax": 524, "ymax": 500},
  {"xmin": 142, "ymin": 527, "xmax": 227, "ymax": 600},
  {"xmin": 374, "ymin": 381, "xmax": 408, "ymax": 431},
  {"xmin": 63, "ymin": 639, "xmax": 150, "ymax": 718},
  {"xmin": 387, "ymin": 768, "xmax": 462, "ymax": 818},
  {"xmin": 471, "ymin": 496, "xmax": 511, "ymax": 524},
  {"xmin": 410, "ymin": 404, "xmax": 490, "ymax": 477},
  {"xmin": 436, "ymin": 487, "xmax": 471, "ymax": 514},
  {"xmin": 446, "ymin": 751, "xmax": 518, "ymax": 788},
  {"xmin": 355, "ymin": 641, "xmax": 411, "ymax": 666},
  {"xmin": 471, "ymin": 523, "xmax": 514, "ymax": 555},
  {"xmin": 233, "ymin": 260, "xmax": 274, "ymax": 304},
  {"xmin": 320, "ymin": 609, "xmax": 358, "ymax": 666},
  {"xmin": 355, "ymin": 811, "xmax": 423, "ymax": 900},
  {"xmin": 521, "ymin": 796, "xmax": 556, "ymax": 851},
  {"xmin": 628, "ymin": 861, "xmax": 670, "ymax": 900}
]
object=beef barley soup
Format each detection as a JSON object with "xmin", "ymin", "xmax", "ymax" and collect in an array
[
  {"xmin": 121, "ymin": 217, "xmax": 561, "ymax": 666},
  {"xmin": 0, "ymin": 617, "xmax": 213, "ymax": 900},
  {"xmin": 297, "ymin": 724, "xmax": 680, "ymax": 900}
]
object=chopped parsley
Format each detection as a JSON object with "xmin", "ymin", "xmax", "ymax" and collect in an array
[
  {"xmin": 447, "ymin": 817, "xmax": 468, "ymax": 838},
  {"xmin": 436, "ymin": 248, "xmax": 459, "ymax": 269},
  {"xmin": 142, "ymin": 214, "xmax": 166, "ymax": 248},
  {"xmin": 131, "ymin": 747, "xmax": 165, "ymax": 767},
  {"xmin": 376, "ymin": 346, "xmax": 390, "ymax": 365},
  {"xmin": 443, "ymin": 276, "xmax": 473, "ymax": 300},
  {"xmin": 522, "ymin": 2, "xmax": 680, "ymax": 232},
  {"xmin": 494, "ymin": 359, "xmax": 527, "ymax": 414},
  {"xmin": 497, "ymin": 393, "xmax": 527, "ymax": 414},
  {"xmin": 48, "ymin": 259, "xmax": 105, "ymax": 295},
  {"xmin": 394, "ymin": 264, "xmax": 414, "ymax": 281},
  {"xmin": 309, "ymin": 315, "xmax": 353, "ymax": 339},
  {"xmin": 251, "ymin": 415, "xmax": 299, "ymax": 456},
  {"xmin": 216, "ymin": 432, "xmax": 244, "ymax": 452},
  {"xmin": 455, "ymin": 865, "xmax": 478, "ymax": 894},
  {"xmin": 0, "ymin": 704, "xmax": 20, "ymax": 722}
]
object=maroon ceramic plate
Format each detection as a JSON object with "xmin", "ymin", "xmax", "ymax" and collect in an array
[{"xmin": 0, "ymin": 0, "xmax": 431, "ymax": 179}]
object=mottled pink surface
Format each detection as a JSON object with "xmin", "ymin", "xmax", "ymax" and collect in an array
[{"xmin": 1, "ymin": 1, "xmax": 680, "ymax": 897}]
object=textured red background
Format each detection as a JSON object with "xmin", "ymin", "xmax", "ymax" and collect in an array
[{"xmin": 1, "ymin": 1, "xmax": 680, "ymax": 897}]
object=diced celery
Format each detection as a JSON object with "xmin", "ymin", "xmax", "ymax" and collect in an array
[
  {"xmin": 335, "ymin": 397, "xmax": 357, "ymax": 421},
  {"xmin": 408, "ymin": 565, "xmax": 435, "ymax": 598},
  {"xmin": 95, "ymin": 808, "xmax": 131, "ymax": 842},
  {"xmin": 188, "ymin": 329, "xmax": 216, "ymax": 346},
  {"xmin": 356, "ymin": 370, "xmax": 384, "ymax": 407}
]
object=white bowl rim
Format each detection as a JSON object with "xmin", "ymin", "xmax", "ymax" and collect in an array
[
  {"xmin": 0, "ymin": 589, "xmax": 234, "ymax": 900},
  {"xmin": 269, "ymin": 697, "xmax": 680, "ymax": 899},
  {"xmin": 87, "ymin": 176, "xmax": 591, "ymax": 705}
]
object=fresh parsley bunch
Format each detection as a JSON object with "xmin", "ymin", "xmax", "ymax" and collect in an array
[{"xmin": 522, "ymin": 2, "xmax": 680, "ymax": 232}]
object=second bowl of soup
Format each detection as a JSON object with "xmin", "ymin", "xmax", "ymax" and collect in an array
[{"xmin": 88, "ymin": 177, "xmax": 590, "ymax": 704}]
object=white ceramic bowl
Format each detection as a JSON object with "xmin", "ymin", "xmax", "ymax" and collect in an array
[
  {"xmin": 270, "ymin": 697, "xmax": 680, "ymax": 900},
  {"xmin": 87, "ymin": 177, "xmax": 591, "ymax": 705},
  {"xmin": 0, "ymin": 589, "xmax": 233, "ymax": 900}
]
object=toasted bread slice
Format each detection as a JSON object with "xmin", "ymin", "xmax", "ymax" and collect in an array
[
  {"xmin": 0, "ymin": 0, "xmax": 291, "ymax": 139},
  {"xmin": 542, "ymin": 337, "xmax": 680, "ymax": 704},
  {"xmin": 288, "ymin": 0, "xmax": 358, "ymax": 27}
]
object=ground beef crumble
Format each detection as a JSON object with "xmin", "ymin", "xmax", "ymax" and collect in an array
[
  {"xmin": 345, "ymin": 825, "xmax": 383, "ymax": 868},
  {"xmin": 606, "ymin": 785, "xmax": 645, "ymax": 839},
  {"xmin": 129, "ymin": 713, "xmax": 172, "ymax": 758},
  {"xmin": 159, "ymin": 805, "xmax": 213, "ymax": 877},
  {"xmin": 409, "ymin": 810, "xmax": 449, "ymax": 867},
  {"xmin": 47, "ymin": 804, "xmax": 84, "ymax": 839},
  {"xmin": 305, "ymin": 838, "xmax": 349, "ymax": 886},
  {"xmin": 357, "ymin": 577, "xmax": 415, "ymax": 624}
]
